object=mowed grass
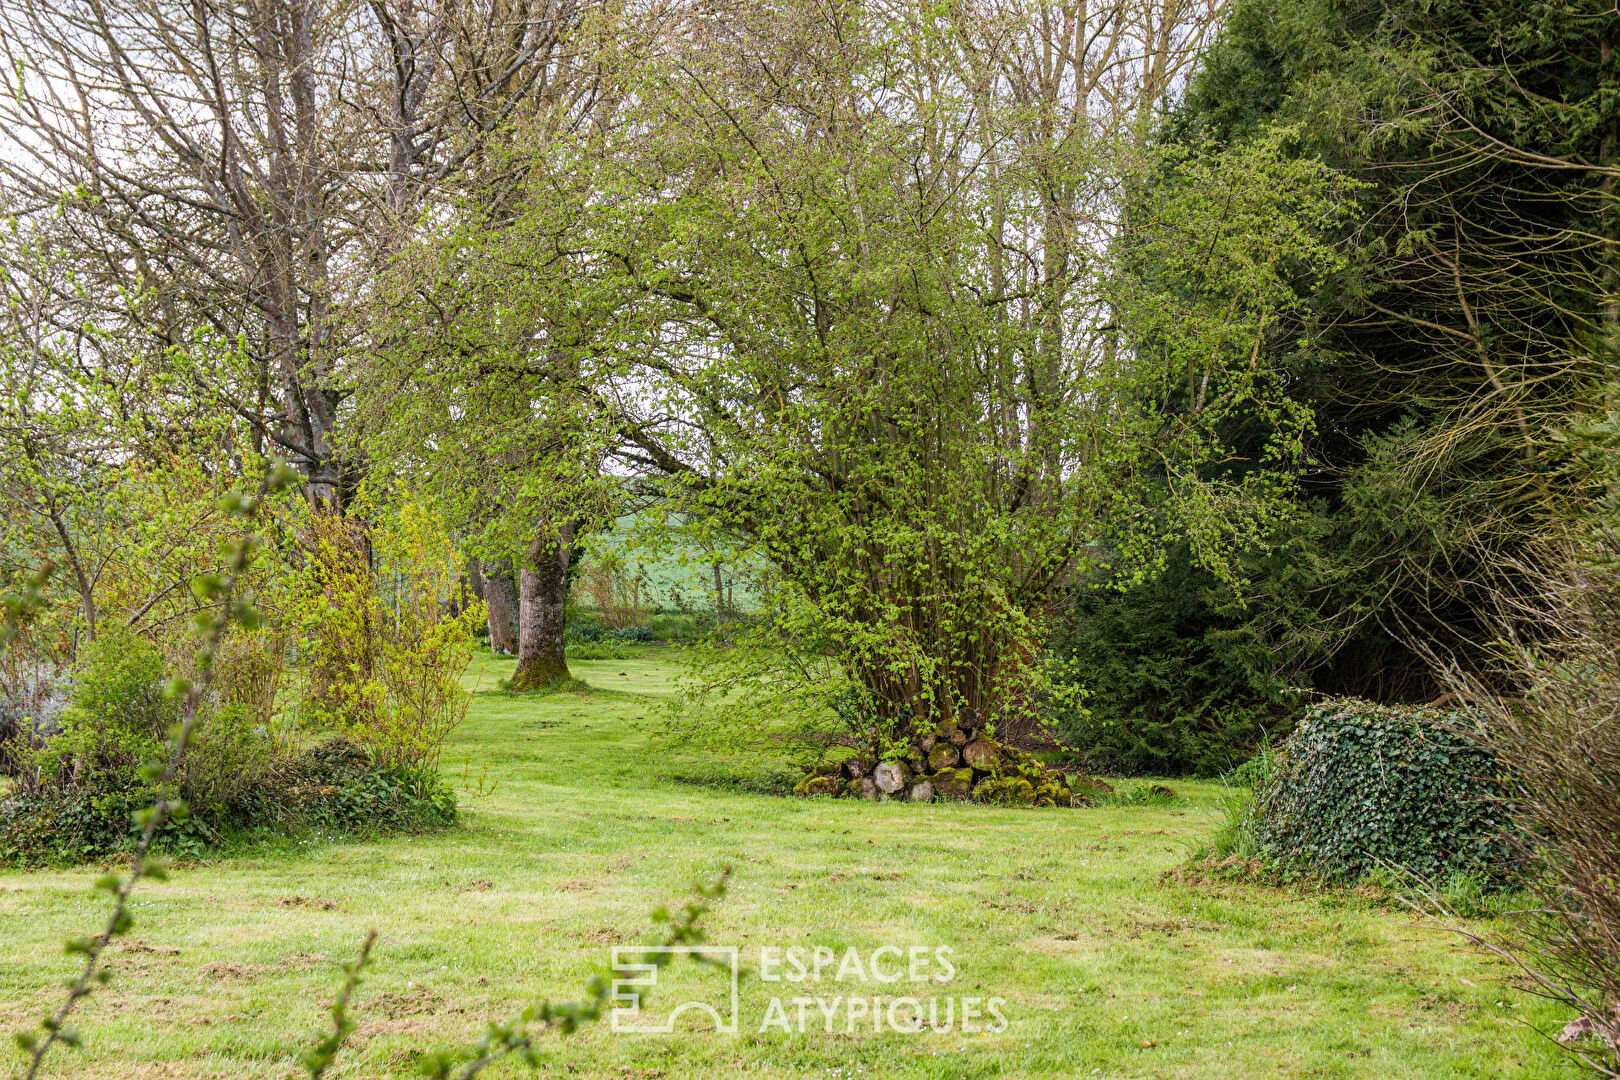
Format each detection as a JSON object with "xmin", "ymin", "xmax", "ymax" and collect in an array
[{"xmin": 0, "ymin": 651, "xmax": 1571, "ymax": 1079}]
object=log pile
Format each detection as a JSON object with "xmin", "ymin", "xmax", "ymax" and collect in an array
[{"xmin": 792, "ymin": 710, "xmax": 1115, "ymax": 807}]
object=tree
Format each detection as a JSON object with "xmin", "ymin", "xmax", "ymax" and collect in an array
[
  {"xmin": 431, "ymin": 0, "xmax": 1343, "ymax": 752},
  {"xmin": 470, "ymin": 559, "xmax": 521, "ymax": 655},
  {"xmin": 0, "ymin": 232, "xmax": 247, "ymax": 646},
  {"xmin": 0, "ymin": 0, "xmax": 596, "ymax": 509},
  {"xmin": 1159, "ymin": 0, "xmax": 1618, "ymax": 695},
  {"xmin": 358, "ymin": 3, "xmax": 664, "ymax": 689}
]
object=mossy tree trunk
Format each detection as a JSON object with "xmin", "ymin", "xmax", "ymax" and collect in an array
[{"xmin": 508, "ymin": 523, "xmax": 573, "ymax": 689}]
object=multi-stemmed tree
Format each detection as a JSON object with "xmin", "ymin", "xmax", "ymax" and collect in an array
[{"xmin": 398, "ymin": 0, "xmax": 1344, "ymax": 742}]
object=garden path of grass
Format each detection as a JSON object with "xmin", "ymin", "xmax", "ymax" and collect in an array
[{"xmin": 0, "ymin": 651, "xmax": 1569, "ymax": 1078}]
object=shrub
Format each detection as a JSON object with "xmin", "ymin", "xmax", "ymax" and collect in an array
[
  {"xmin": 0, "ymin": 735, "xmax": 455, "ymax": 866},
  {"xmin": 289, "ymin": 510, "xmax": 381, "ymax": 731},
  {"xmin": 1437, "ymin": 525, "xmax": 1620, "ymax": 1065},
  {"xmin": 0, "ymin": 776, "xmax": 170, "ymax": 863},
  {"xmin": 282, "ymin": 738, "xmax": 457, "ymax": 834},
  {"xmin": 290, "ymin": 501, "xmax": 481, "ymax": 771},
  {"xmin": 1252, "ymin": 699, "xmax": 1514, "ymax": 886},
  {"xmin": 0, "ymin": 619, "xmax": 459, "ymax": 866},
  {"xmin": 33, "ymin": 631, "xmax": 177, "ymax": 788},
  {"xmin": 1048, "ymin": 548, "xmax": 1306, "ymax": 776},
  {"xmin": 181, "ymin": 703, "xmax": 273, "ymax": 819},
  {"xmin": 566, "ymin": 624, "xmax": 663, "ymax": 647},
  {"xmin": 209, "ymin": 629, "xmax": 289, "ymax": 735}
]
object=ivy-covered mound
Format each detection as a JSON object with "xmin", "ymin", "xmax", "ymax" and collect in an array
[
  {"xmin": 1252, "ymin": 699, "xmax": 1514, "ymax": 885},
  {"xmin": 794, "ymin": 710, "xmax": 1115, "ymax": 807},
  {"xmin": 0, "ymin": 736, "xmax": 456, "ymax": 867}
]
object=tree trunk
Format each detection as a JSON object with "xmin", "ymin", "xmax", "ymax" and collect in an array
[
  {"xmin": 48, "ymin": 510, "xmax": 96, "ymax": 642},
  {"xmin": 481, "ymin": 559, "xmax": 519, "ymax": 656},
  {"xmin": 509, "ymin": 522, "xmax": 574, "ymax": 689}
]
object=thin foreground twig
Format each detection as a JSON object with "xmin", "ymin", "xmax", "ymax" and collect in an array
[
  {"xmin": 306, "ymin": 867, "xmax": 732, "ymax": 1080},
  {"xmin": 302, "ymin": 930, "xmax": 378, "ymax": 1080},
  {"xmin": 12, "ymin": 461, "xmax": 296, "ymax": 1080}
]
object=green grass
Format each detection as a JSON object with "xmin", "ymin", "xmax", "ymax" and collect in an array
[{"xmin": 0, "ymin": 651, "xmax": 1573, "ymax": 1078}]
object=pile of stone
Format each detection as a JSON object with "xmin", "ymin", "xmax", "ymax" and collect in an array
[{"xmin": 792, "ymin": 710, "xmax": 1115, "ymax": 807}]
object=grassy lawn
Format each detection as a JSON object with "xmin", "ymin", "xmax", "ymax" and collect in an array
[{"xmin": 0, "ymin": 651, "xmax": 1571, "ymax": 1079}]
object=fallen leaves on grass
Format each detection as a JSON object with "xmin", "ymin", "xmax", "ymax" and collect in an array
[
  {"xmin": 278, "ymin": 896, "xmax": 342, "ymax": 910},
  {"xmin": 202, "ymin": 962, "xmax": 272, "ymax": 981}
]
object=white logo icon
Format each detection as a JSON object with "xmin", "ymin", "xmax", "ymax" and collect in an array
[{"xmin": 609, "ymin": 946, "xmax": 740, "ymax": 1034}]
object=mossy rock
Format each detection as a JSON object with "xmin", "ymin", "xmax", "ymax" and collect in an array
[
  {"xmin": 1011, "ymin": 758, "xmax": 1048, "ymax": 782},
  {"xmin": 962, "ymin": 738, "xmax": 1002, "ymax": 770},
  {"xmin": 927, "ymin": 743, "xmax": 961, "ymax": 771},
  {"xmin": 873, "ymin": 760, "xmax": 910, "ymax": 793},
  {"xmin": 840, "ymin": 757, "xmax": 873, "ymax": 780},
  {"xmin": 1033, "ymin": 782, "xmax": 1067, "ymax": 804},
  {"xmin": 930, "ymin": 767, "xmax": 974, "ymax": 800},
  {"xmin": 793, "ymin": 774, "xmax": 841, "ymax": 797},
  {"xmin": 972, "ymin": 776, "xmax": 1035, "ymax": 806}
]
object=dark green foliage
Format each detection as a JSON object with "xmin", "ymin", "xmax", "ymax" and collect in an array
[
  {"xmin": 0, "ymin": 775, "xmax": 176, "ymax": 863},
  {"xmin": 564, "ymin": 619, "xmax": 690, "ymax": 645},
  {"xmin": 1253, "ymin": 699, "xmax": 1514, "ymax": 885},
  {"xmin": 829, "ymin": 683, "xmax": 880, "ymax": 743},
  {"xmin": 1049, "ymin": 548, "xmax": 1305, "ymax": 775},
  {"xmin": 283, "ymin": 738, "xmax": 457, "ymax": 835},
  {"xmin": 562, "ymin": 624, "xmax": 662, "ymax": 659},
  {"xmin": 1159, "ymin": 0, "xmax": 1619, "ymax": 694}
]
